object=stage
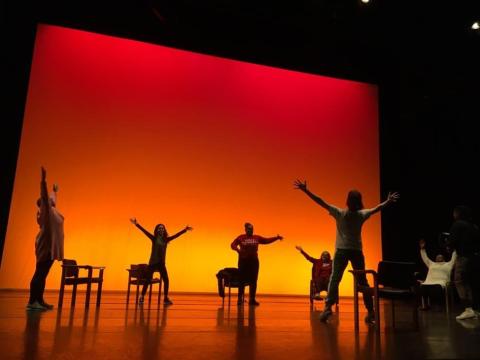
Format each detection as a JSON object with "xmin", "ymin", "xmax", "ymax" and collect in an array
[{"xmin": 1, "ymin": 290, "xmax": 479, "ymax": 359}]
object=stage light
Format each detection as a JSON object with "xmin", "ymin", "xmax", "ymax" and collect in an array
[
  {"xmin": 360, "ymin": 0, "xmax": 370, "ymax": 3},
  {"xmin": 472, "ymin": 21, "xmax": 480, "ymax": 30}
]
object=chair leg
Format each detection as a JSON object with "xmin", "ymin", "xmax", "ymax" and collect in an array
[
  {"xmin": 228, "ymin": 287, "xmax": 231, "ymax": 307},
  {"xmin": 135, "ymin": 284, "xmax": 140, "ymax": 305},
  {"xmin": 96, "ymin": 280, "xmax": 103, "ymax": 307},
  {"xmin": 445, "ymin": 287, "xmax": 450, "ymax": 315},
  {"xmin": 86, "ymin": 281, "xmax": 92, "ymax": 309},
  {"xmin": 58, "ymin": 276, "xmax": 65, "ymax": 309},
  {"xmin": 148, "ymin": 282, "xmax": 153, "ymax": 306},
  {"xmin": 71, "ymin": 284, "xmax": 77, "ymax": 308},
  {"xmin": 353, "ymin": 281, "xmax": 359, "ymax": 332},
  {"xmin": 126, "ymin": 280, "xmax": 131, "ymax": 305}
]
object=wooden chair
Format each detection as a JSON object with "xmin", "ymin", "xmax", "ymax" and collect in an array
[
  {"xmin": 58, "ymin": 259, "xmax": 105, "ymax": 309},
  {"xmin": 350, "ymin": 261, "xmax": 419, "ymax": 332},
  {"xmin": 216, "ymin": 267, "xmax": 243, "ymax": 306},
  {"xmin": 126, "ymin": 264, "xmax": 162, "ymax": 306}
]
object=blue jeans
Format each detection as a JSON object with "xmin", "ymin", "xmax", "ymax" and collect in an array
[{"xmin": 326, "ymin": 249, "xmax": 373, "ymax": 312}]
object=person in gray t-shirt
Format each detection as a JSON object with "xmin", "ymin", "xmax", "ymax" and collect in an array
[{"xmin": 294, "ymin": 179, "xmax": 399, "ymax": 323}]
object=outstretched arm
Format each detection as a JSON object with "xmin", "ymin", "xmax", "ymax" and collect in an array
[
  {"xmin": 365, "ymin": 192, "xmax": 400, "ymax": 216},
  {"xmin": 167, "ymin": 226, "xmax": 193, "ymax": 242},
  {"xmin": 419, "ymin": 239, "xmax": 431, "ymax": 268},
  {"xmin": 130, "ymin": 217, "xmax": 155, "ymax": 241},
  {"xmin": 294, "ymin": 179, "xmax": 331, "ymax": 211},
  {"xmin": 447, "ymin": 250, "xmax": 457, "ymax": 266},
  {"xmin": 295, "ymin": 245, "xmax": 315, "ymax": 263},
  {"xmin": 258, "ymin": 235, "xmax": 283, "ymax": 244}
]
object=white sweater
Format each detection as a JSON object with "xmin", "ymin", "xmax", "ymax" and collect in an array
[{"xmin": 420, "ymin": 249, "xmax": 456, "ymax": 288}]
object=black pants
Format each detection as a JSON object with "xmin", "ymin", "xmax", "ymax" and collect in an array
[
  {"xmin": 141, "ymin": 262, "xmax": 169, "ymax": 297},
  {"xmin": 29, "ymin": 260, "xmax": 54, "ymax": 304},
  {"xmin": 326, "ymin": 249, "xmax": 373, "ymax": 312},
  {"xmin": 419, "ymin": 284, "xmax": 444, "ymax": 306},
  {"xmin": 238, "ymin": 257, "xmax": 259, "ymax": 302}
]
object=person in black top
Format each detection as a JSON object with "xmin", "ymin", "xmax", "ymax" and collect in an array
[
  {"xmin": 130, "ymin": 218, "xmax": 192, "ymax": 305},
  {"xmin": 449, "ymin": 205, "xmax": 480, "ymax": 320}
]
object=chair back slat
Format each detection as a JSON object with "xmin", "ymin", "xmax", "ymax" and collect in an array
[
  {"xmin": 377, "ymin": 261, "xmax": 416, "ymax": 289},
  {"xmin": 129, "ymin": 264, "xmax": 148, "ymax": 279},
  {"xmin": 62, "ymin": 259, "xmax": 78, "ymax": 277}
]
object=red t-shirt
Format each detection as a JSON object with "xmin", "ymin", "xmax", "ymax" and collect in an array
[
  {"xmin": 231, "ymin": 234, "xmax": 278, "ymax": 259},
  {"xmin": 312, "ymin": 260, "xmax": 332, "ymax": 280}
]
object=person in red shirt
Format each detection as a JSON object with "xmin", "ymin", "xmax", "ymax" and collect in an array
[
  {"xmin": 231, "ymin": 223, "xmax": 283, "ymax": 306},
  {"xmin": 295, "ymin": 246, "xmax": 332, "ymax": 300}
]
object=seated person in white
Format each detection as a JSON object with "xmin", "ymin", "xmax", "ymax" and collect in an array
[{"xmin": 418, "ymin": 239, "xmax": 457, "ymax": 310}]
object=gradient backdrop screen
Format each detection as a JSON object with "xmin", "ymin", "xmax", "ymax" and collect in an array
[{"xmin": 0, "ymin": 24, "xmax": 380, "ymax": 295}]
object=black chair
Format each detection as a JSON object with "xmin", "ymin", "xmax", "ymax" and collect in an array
[
  {"xmin": 126, "ymin": 264, "xmax": 163, "ymax": 306},
  {"xmin": 350, "ymin": 261, "xmax": 418, "ymax": 332},
  {"xmin": 216, "ymin": 267, "xmax": 243, "ymax": 306},
  {"xmin": 58, "ymin": 259, "xmax": 105, "ymax": 309}
]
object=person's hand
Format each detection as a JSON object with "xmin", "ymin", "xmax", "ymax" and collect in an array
[
  {"xmin": 277, "ymin": 235, "xmax": 283, "ymax": 241},
  {"xmin": 130, "ymin": 217, "xmax": 137, "ymax": 225},
  {"xmin": 419, "ymin": 239, "xmax": 426, "ymax": 249},
  {"xmin": 294, "ymin": 179, "xmax": 307, "ymax": 191},
  {"xmin": 53, "ymin": 183, "xmax": 59, "ymax": 193},
  {"xmin": 387, "ymin": 191, "xmax": 400, "ymax": 203},
  {"xmin": 295, "ymin": 245, "xmax": 303, "ymax": 252},
  {"xmin": 185, "ymin": 225, "xmax": 193, "ymax": 231},
  {"xmin": 41, "ymin": 166, "xmax": 46, "ymax": 180}
]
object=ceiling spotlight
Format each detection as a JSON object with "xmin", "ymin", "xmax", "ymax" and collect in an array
[
  {"xmin": 360, "ymin": 0, "xmax": 370, "ymax": 3},
  {"xmin": 472, "ymin": 21, "xmax": 480, "ymax": 30}
]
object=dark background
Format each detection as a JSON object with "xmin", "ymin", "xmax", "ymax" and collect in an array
[{"xmin": 2, "ymin": 0, "xmax": 479, "ymax": 269}]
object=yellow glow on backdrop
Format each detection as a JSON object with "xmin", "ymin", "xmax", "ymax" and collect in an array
[{"xmin": 0, "ymin": 25, "xmax": 380, "ymax": 296}]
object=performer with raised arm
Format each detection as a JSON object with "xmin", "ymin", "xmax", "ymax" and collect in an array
[
  {"xmin": 295, "ymin": 246, "xmax": 332, "ymax": 300},
  {"xmin": 231, "ymin": 223, "xmax": 283, "ymax": 306},
  {"xmin": 294, "ymin": 179, "xmax": 399, "ymax": 323},
  {"xmin": 27, "ymin": 166, "xmax": 64, "ymax": 311},
  {"xmin": 130, "ymin": 218, "xmax": 192, "ymax": 305}
]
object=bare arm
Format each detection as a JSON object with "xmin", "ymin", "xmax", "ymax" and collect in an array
[
  {"xmin": 365, "ymin": 192, "xmax": 400, "ymax": 216},
  {"xmin": 295, "ymin": 245, "xmax": 315, "ymax": 263},
  {"xmin": 40, "ymin": 167, "xmax": 49, "ymax": 217},
  {"xmin": 447, "ymin": 250, "xmax": 457, "ymax": 266},
  {"xmin": 167, "ymin": 226, "xmax": 193, "ymax": 242},
  {"xmin": 294, "ymin": 179, "xmax": 331, "ymax": 211},
  {"xmin": 258, "ymin": 235, "xmax": 283, "ymax": 245},
  {"xmin": 130, "ymin": 218, "xmax": 155, "ymax": 241}
]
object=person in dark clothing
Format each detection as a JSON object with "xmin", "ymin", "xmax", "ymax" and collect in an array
[
  {"xmin": 294, "ymin": 179, "xmax": 399, "ymax": 323},
  {"xmin": 130, "ymin": 218, "xmax": 192, "ymax": 305},
  {"xmin": 296, "ymin": 246, "xmax": 332, "ymax": 300},
  {"xmin": 230, "ymin": 223, "xmax": 283, "ymax": 306},
  {"xmin": 449, "ymin": 205, "xmax": 480, "ymax": 320},
  {"xmin": 27, "ymin": 166, "xmax": 65, "ymax": 311}
]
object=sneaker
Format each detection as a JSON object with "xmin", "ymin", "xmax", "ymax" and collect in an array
[
  {"xmin": 365, "ymin": 312, "xmax": 376, "ymax": 324},
  {"xmin": 319, "ymin": 308, "xmax": 333, "ymax": 322},
  {"xmin": 456, "ymin": 308, "xmax": 477, "ymax": 320},
  {"xmin": 164, "ymin": 298, "xmax": 173, "ymax": 305},
  {"xmin": 26, "ymin": 301, "xmax": 47, "ymax": 311},
  {"xmin": 138, "ymin": 295, "xmax": 144, "ymax": 305},
  {"xmin": 249, "ymin": 300, "xmax": 260, "ymax": 306},
  {"xmin": 40, "ymin": 301, "xmax": 54, "ymax": 310}
]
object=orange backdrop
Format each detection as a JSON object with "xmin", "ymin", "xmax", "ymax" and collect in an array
[{"xmin": 0, "ymin": 24, "xmax": 380, "ymax": 295}]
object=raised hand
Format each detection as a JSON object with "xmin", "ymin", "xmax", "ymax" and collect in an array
[
  {"xmin": 185, "ymin": 225, "xmax": 193, "ymax": 231},
  {"xmin": 41, "ymin": 166, "xmax": 46, "ymax": 180},
  {"xmin": 294, "ymin": 179, "xmax": 307, "ymax": 191},
  {"xmin": 277, "ymin": 234, "xmax": 284, "ymax": 241},
  {"xmin": 388, "ymin": 192, "xmax": 400, "ymax": 203},
  {"xmin": 53, "ymin": 183, "xmax": 59, "ymax": 193},
  {"xmin": 419, "ymin": 239, "xmax": 426, "ymax": 249},
  {"xmin": 130, "ymin": 217, "xmax": 137, "ymax": 225},
  {"xmin": 295, "ymin": 245, "xmax": 303, "ymax": 252}
]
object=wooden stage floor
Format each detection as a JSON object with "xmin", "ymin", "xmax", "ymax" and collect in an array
[{"xmin": 1, "ymin": 290, "xmax": 480, "ymax": 359}]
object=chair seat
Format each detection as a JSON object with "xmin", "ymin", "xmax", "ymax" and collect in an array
[
  {"xmin": 129, "ymin": 278, "xmax": 161, "ymax": 285},
  {"xmin": 378, "ymin": 287, "xmax": 415, "ymax": 299},
  {"xmin": 65, "ymin": 277, "xmax": 103, "ymax": 285}
]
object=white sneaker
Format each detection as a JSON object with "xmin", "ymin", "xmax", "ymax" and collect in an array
[{"xmin": 456, "ymin": 308, "xmax": 477, "ymax": 320}]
